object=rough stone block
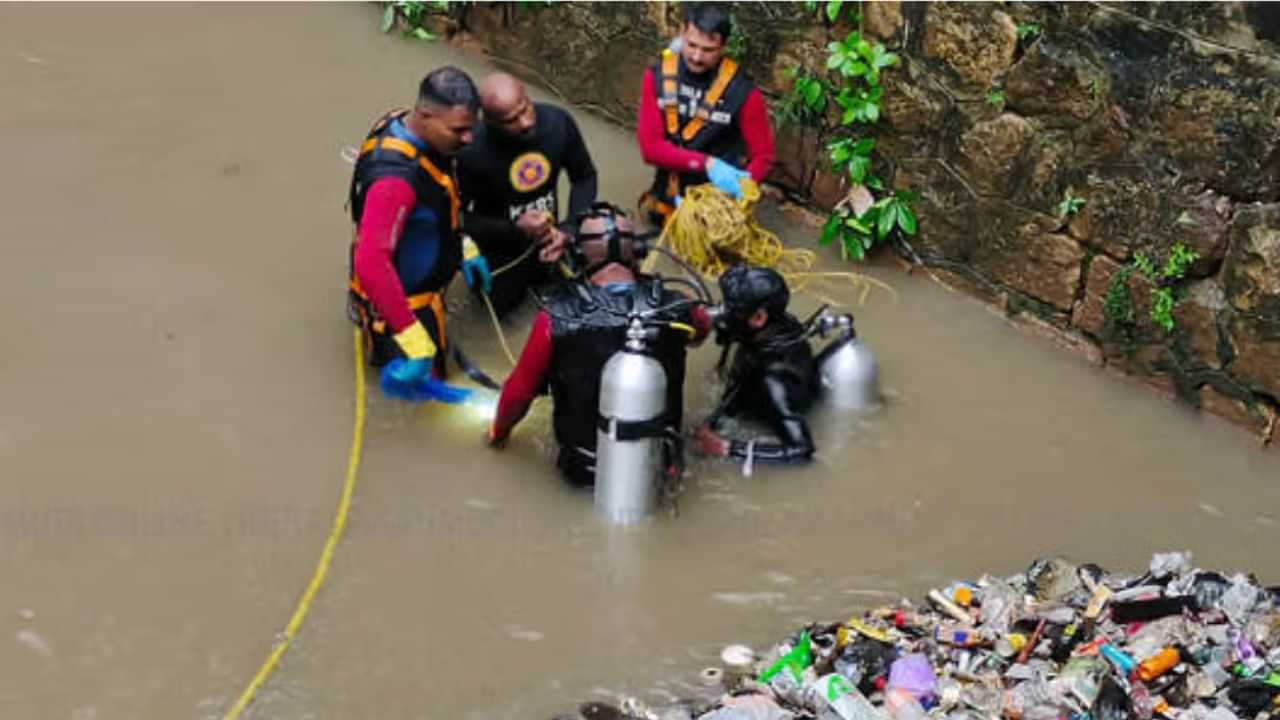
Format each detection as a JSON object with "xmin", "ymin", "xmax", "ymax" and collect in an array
[
  {"xmin": 922, "ymin": 3, "xmax": 1018, "ymax": 90},
  {"xmin": 955, "ymin": 112, "xmax": 1034, "ymax": 196},
  {"xmin": 1005, "ymin": 37, "xmax": 1106, "ymax": 126},
  {"xmin": 1223, "ymin": 204, "xmax": 1280, "ymax": 318}
]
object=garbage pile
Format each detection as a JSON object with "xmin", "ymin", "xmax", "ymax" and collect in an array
[{"xmin": 575, "ymin": 552, "xmax": 1280, "ymax": 720}]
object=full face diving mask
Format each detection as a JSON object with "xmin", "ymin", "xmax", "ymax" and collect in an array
[
  {"xmin": 570, "ymin": 202, "xmax": 648, "ymax": 276},
  {"xmin": 714, "ymin": 265, "xmax": 790, "ymax": 345}
]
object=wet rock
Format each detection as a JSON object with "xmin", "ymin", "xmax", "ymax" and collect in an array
[
  {"xmin": 1227, "ymin": 315, "xmax": 1280, "ymax": 400},
  {"xmin": 971, "ymin": 202, "xmax": 1083, "ymax": 311},
  {"xmin": 893, "ymin": 159, "xmax": 977, "ymax": 264},
  {"xmin": 1222, "ymin": 204, "xmax": 1280, "ymax": 318},
  {"xmin": 769, "ymin": 125, "xmax": 824, "ymax": 199},
  {"xmin": 954, "ymin": 113, "xmax": 1034, "ymax": 196},
  {"xmin": 1198, "ymin": 385, "xmax": 1276, "ymax": 436},
  {"xmin": 808, "ymin": 168, "xmax": 847, "ymax": 214},
  {"xmin": 1175, "ymin": 279, "xmax": 1226, "ymax": 368},
  {"xmin": 1074, "ymin": 254, "xmax": 1132, "ymax": 339},
  {"xmin": 1013, "ymin": 132, "xmax": 1075, "ymax": 217},
  {"xmin": 880, "ymin": 58, "xmax": 950, "ymax": 140},
  {"xmin": 1150, "ymin": 83, "xmax": 1280, "ymax": 201},
  {"xmin": 1075, "ymin": 167, "xmax": 1169, "ymax": 261},
  {"xmin": 1171, "ymin": 190, "xmax": 1234, "ymax": 276},
  {"xmin": 922, "ymin": 4, "xmax": 1019, "ymax": 91},
  {"xmin": 1005, "ymin": 37, "xmax": 1107, "ymax": 126},
  {"xmin": 863, "ymin": 0, "xmax": 903, "ymax": 42}
]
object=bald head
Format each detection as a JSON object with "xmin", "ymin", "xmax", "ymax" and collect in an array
[{"xmin": 480, "ymin": 73, "xmax": 536, "ymax": 140}]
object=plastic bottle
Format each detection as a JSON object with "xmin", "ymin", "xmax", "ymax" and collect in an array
[
  {"xmin": 1100, "ymin": 644, "xmax": 1136, "ymax": 675},
  {"xmin": 810, "ymin": 674, "xmax": 887, "ymax": 720},
  {"xmin": 884, "ymin": 688, "xmax": 928, "ymax": 720},
  {"xmin": 1136, "ymin": 647, "xmax": 1180, "ymax": 682},
  {"xmin": 935, "ymin": 625, "xmax": 988, "ymax": 648}
]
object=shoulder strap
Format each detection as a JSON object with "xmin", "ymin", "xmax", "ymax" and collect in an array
[
  {"xmin": 681, "ymin": 57, "xmax": 739, "ymax": 143},
  {"xmin": 660, "ymin": 50, "xmax": 680, "ymax": 137}
]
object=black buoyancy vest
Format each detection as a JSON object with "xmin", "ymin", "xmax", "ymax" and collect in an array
[
  {"xmin": 647, "ymin": 50, "xmax": 755, "ymax": 206},
  {"xmin": 723, "ymin": 314, "xmax": 819, "ymax": 421},
  {"xmin": 347, "ymin": 110, "xmax": 462, "ymax": 295},
  {"xmin": 543, "ymin": 279, "xmax": 693, "ymax": 461}
]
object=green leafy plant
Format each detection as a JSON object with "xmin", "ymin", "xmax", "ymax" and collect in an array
[
  {"xmin": 1108, "ymin": 243, "xmax": 1201, "ymax": 336},
  {"xmin": 778, "ymin": 69, "xmax": 829, "ymax": 127},
  {"xmin": 819, "ymin": 190, "xmax": 919, "ymax": 261},
  {"xmin": 1057, "ymin": 190, "xmax": 1086, "ymax": 218},
  {"xmin": 986, "ymin": 88, "xmax": 1005, "ymax": 107},
  {"xmin": 1103, "ymin": 266, "xmax": 1137, "ymax": 338},
  {"xmin": 1016, "ymin": 22, "xmax": 1041, "ymax": 41},
  {"xmin": 725, "ymin": 17, "xmax": 748, "ymax": 61},
  {"xmin": 777, "ymin": 13, "xmax": 914, "ymax": 262},
  {"xmin": 380, "ymin": 1, "xmax": 452, "ymax": 41}
]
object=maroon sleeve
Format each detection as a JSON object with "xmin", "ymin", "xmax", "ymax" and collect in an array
[
  {"xmin": 738, "ymin": 87, "xmax": 776, "ymax": 182},
  {"xmin": 688, "ymin": 304, "xmax": 713, "ymax": 345},
  {"xmin": 491, "ymin": 310, "xmax": 554, "ymax": 441},
  {"xmin": 353, "ymin": 177, "xmax": 418, "ymax": 333},
  {"xmin": 636, "ymin": 67, "xmax": 709, "ymax": 175}
]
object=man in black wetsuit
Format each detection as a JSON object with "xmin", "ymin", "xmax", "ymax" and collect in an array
[
  {"xmin": 457, "ymin": 72, "xmax": 598, "ymax": 316},
  {"xmin": 693, "ymin": 265, "xmax": 819, "ymax": 465}
]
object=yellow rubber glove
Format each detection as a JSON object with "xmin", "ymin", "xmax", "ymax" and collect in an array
[{"xmin": 393, "ymin": 320, "xmax": 436, "ymax": 361}]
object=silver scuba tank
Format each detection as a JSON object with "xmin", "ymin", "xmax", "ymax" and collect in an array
[
  {"xmin": 594, "ymin": 319, "xmax": 666, "ymax": 525},
  {"xmin": 816, "ymin": 313, "xmax": 880, "ymax": 411}
]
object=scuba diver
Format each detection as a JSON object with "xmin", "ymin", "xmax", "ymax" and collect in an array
[
  {"xmin": 486, "ymin": 203, "xmax": 712, "ymax": 487},
  {"xmin": 693, "ymin": 265, "xmax": 878, "ymax": 466},
  {"xmin": 346, "ymin": 66, "xmax": 490, "ymax": 401}
]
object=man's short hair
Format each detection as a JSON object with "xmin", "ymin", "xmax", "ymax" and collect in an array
[
  {"xmin": 685, "ymin": 2, "xmax": 732, "ymax": 44},
  {"xmin": 417, "ymin": 66, "xmax": 480, "ymax": 112}
]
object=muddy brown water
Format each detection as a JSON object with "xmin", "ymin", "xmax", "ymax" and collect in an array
[{"xmin": 1, "ymin": 5, "xmax": 1278, "ymax": 719}]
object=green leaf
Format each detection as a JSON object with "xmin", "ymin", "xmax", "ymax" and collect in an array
[
  {"xmin": 898, "ymin": 204, "xmax": 918, "ymax": 235},
  {"xmin": 867, "ymin": 176, "xmax": 885, "ymax": 191},
  {"xmin": 843, "ymin": 235, "xmax": 866, "ymax": 261},
  {"xmin": 412, "ymin": 26, "xmax": 435, "ymax": 40},
  {"xmin": 830, "ymin": 142, "xmax": 852, "ymax": 164},
  {"xmin": 819, "ymin": 214, "xmax": 841, "ymax": 246},
  {"xmin": 878, "ymin": 204, "xmax": 898, "ymax": 238},
  {"xmin": 826, "ymin": 52, "xmax": 844, "ymax": 70},
  {"xmin": 841, "ymin": 108, "xmax": 857, "ymax": 125},
  {"xmin": 852, "ymin": 137, "xmax": 876, "ymax": 155},
  {"xmin": 381, "ymin": 4, "xmax": 397, "ymax": 32},
  {"xmin": 848, "ymin": 155, "xmax": 871, "ymax": 183},
  {"xmin": 865, "ymin": 103, "xmax": 880, "ymax": 123},
  {"xmin": 844, "ymin": 214, "xmax": 872, "ymax": 234},
  {"xmin": 876, "ymin": 50, "xmax": 900, "ymax": 69},
  {"xmin": 826, "ymin": 0, "xmax": 843, "ymax": 23}
]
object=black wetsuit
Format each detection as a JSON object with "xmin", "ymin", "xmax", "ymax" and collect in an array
[
  {"xmin": 715, "ymin": 314, "xmax": 819, "ymax": 464},
  {"xmin": 457, "ymin": 102, "xmax": 597, "ymax": 315}
]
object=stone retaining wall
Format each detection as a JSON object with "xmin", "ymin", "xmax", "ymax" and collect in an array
[{"xmin": 430, "ymin": 1, "xmax": 1280, "ymax": 444}]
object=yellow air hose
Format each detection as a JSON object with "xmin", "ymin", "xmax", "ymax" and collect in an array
[{"xmin": 222, "ymin": 329, "xmax": 367, "ymax": 719}]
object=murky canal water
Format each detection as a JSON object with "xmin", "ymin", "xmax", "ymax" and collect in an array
[{"xmin": 1, "ymin": 4, "xmax": 1277, "ymax": 719}]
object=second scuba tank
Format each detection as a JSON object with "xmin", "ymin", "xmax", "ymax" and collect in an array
[
  {"xmin": 595, "ymin": 319, "xmax": 667, "ymax": 525},
  {"xmin": 816, "ymin": 313, "xmax": 880, "ymax": 411}
]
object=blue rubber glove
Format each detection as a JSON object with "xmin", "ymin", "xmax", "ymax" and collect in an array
[
  {"xmin": 381, "ymin": 358, "xmax": 474, "ymax": 404},
  {"xmin": 461, "ymin": 236, "xmax": 492, "ymax": 295},
  {"xmin": 706, "ymin": 157, "xmax": 751, "ymax": 200},
  {"xmin": 674, "ymin": 194, "xmax": 683, "ymax": 208}
]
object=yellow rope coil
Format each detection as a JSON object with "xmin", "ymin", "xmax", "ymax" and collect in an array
[
  {"xmin": 222, "ymin": 328, "xmax": 367, "ymax": 720},
  {"xmin": 649, "ymin": 181, "xmax": 896, "ymax": 305}
]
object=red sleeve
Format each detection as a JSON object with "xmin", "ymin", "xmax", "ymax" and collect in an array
[
  {"xmin": 688, "ymin": 304, "xmax": 712, "ymax": 345},
  {"xmin": 636, "ymin": 67, "xmax": 709, "ymax": 175},
  {"xmin": 739, "ymin": 88, "xmax": 776, "ymax": 182},
  {"xmin": 353, "ymin": 177, "xmax": 418, "ymax": 333},
  {"xmin": 491, "ymin": 310, "xmax": 554, "ymax": 441}
]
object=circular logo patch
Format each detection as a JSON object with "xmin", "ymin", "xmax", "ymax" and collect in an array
[{"xmin": 509, "ymin": 151, "xmax": 551, "ymax": 193}]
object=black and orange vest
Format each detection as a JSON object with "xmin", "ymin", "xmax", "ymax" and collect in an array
[{"xmin": 644, "ymin": 49, "xmax": 754, "ymax": 215}]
